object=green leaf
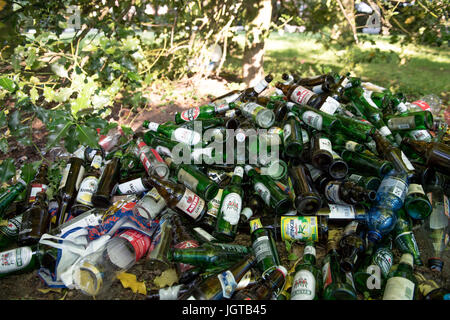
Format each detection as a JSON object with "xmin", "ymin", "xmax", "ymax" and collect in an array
[
  {"xmin": 46, "ymin": 121, "xmax": 72, "ymax": 149},
  {"xmin": 284, "ymin": 240, "xmax": 292, "ymax": 253},
  {"xmin": 0, "ymin": 138, "xmax": 8, "ymax": 154},
  {"xmin": 85, "ymin": 117, "xmax": 108, "ymax": 130},
  {"xmin": 75, "ymin": 124, "xmax": 99, "ymax": 148},
  {"xmin": 288, "ymin": 253, "xmax": 299, "ymax": 261},
  {"xmin": 0, "ymin": 159, "xmax": 16, "ymax": 184},
  {"xmin": 7, "ymin": 110, "xmax": 20, "ymax": 131},
  {"xmin": 0, "ymin": 111, "xmax": 6, "ymax": 128},
  {"xmin": 126, "ymin": 71, "xmax": 141, "ymax": 82},
  {"xmin": 0, "ymin": 77, "xmax": 16, "ymax": 93},
  {"xmin": 20, "ymin": 162, "xmax": 40, "ymax": 184}
]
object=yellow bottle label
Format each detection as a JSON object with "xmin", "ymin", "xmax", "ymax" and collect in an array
[{"xmin": 280, "ymin": 216, "xmax": 318, "ymax": 242}]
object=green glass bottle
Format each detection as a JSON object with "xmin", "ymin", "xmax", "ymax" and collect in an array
[
  {"xmin": 175, "ymin": 102, "xmax": 235, "ymax": 124},
  {"xmin": 401, "ymin": 138, "xmax": 450, "ymax": 175},
  {"xmin": 282, "ymin": 112, "xmax": 303, "ymax": 158},
  {"xmin": 0, "ymin": 213, "xmax": 22, "ymax": 250},
  {"xmin": 0, "ymin": 244, "xmax": 51, "ymax": 279},
  {"xmin": 347, "ymin": 173, "xmax": 381, "ymax": 192},
  {"xmin": 321, "ymin": 229, "xmax": 357, "ymax": 300},
  {"xmin": 341, "ymin": 150, "xmax": 394, "ymax": 178},
  {"xmin": 169, "ymin": 242, "xmax": 252, "ymax": 269},
  {"xmin": 234, "ymin": 101, "xmax": 275, "ymax": 128},
  {"xmin": 213, "ymin": 166, "xmax": 244, "ymax": 242},
  {"xmin": 244, "ymin": 165, "xmax": 292, "ymax": 215},
  {"xmin": 0, "ymin": 180, "xmax": 27, "ymax": 219},
  {"xmin": 143, "ymin": 120, "xmax": 202, "ymax": 146},
  {"xmin": 382, "ymin": 253, "xmax": 417, "ymax": 300},
  {"xmin": 329, "ymin": 132, "xmax": 366, "ymax": 153},
  {"xmin": 404, "ymin": 181, "xmax": 432, "ymax": 220},
  {"xmin": 287, "ymin": 103, "xmax": 341, "ymax": 135},
  {"xmin": 393, "ymin": 208, "xmax": 423, "ymax": 266},
  {"xmin": 249, "ymin": 218, "xmax": 280, "ymax": 277},
  {"xmin": 164, "ymin": 157, "xmax": 219, "ymax": 202},
  {"xmin": 290, "ymin": 242, "xmax": 322, "ymax": 300},
  {"xmin": 384, "ymin": 111, "xmax": 434, "ymax": 132},
  {"xmin": 334, "ymin": 114, "xmax": 376, "ymax": 143}
]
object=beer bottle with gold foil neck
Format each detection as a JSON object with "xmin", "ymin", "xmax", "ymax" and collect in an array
[
  {"xmin": 91, "ymin": 150, "xmax": 121, "ymax": 209},
  {"xmin": 178, "ymin": 255, "xmax": 256, "ymax": 300},
  {"xmin": 146, "ymin": 174, "xmax": 207, "ymax": 222},
  {"xmin": 213, "ymin": 166, "xmax": 244, "ymax": 242},
  {"xmin": 290, "ymin": 242, "xmax": 322, "ymax": 300},
  {"xmin": 56, "ymin": 146, "xmax": 86, "ymax": 226},
  {"xmin": 321, "ymin": 229, "xmax": 358, "ymax": 300}
]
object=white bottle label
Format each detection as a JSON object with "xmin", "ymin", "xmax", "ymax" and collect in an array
[
  {"xmin": 240, "ymin": 207, "xmax": 253, "ymax": 221},
  {"xmin": 319, "ymin": 97, "xmax": 340, "ymax": 115},
  {"xmin": 319, "ymin": 138, "xmax": 332, "ymax": 153},
  {"xmin": 291, "ymin": 86, "xmax": 315, "ymax": 105},
  {"xmin": 252, "ymin": 235, "xmax": 273, "ymax": 264},
  {"xmin": 76, "ymin": 176, "xmax": 99, "ymax": 206},
  {"xmin": 233, "ymin": 166, "xmax": 244, "ymax": 178},
  {"xmin": 176, "ymin": 188, "xmax": 205, "ymax": 220},
  {"xmin": 312, "ymin": 84, "xmax": 323, "ymax": 94},
  {"xmin": 28, "ymin": 184, "xmax": 48, "ymax": 203},
  {"xmin": 291, "ymin": 270, "xmax": 316, "ymax": 300},
  {"xmin": 407, "ymin": 184, "xmax": 425, "ymax": 196},
  {"xmin": 147, "ymin": 122, "xmax": 160, "ymax": 131},
  {"xmin": 379, "ymin": 177, "xmax": 407, "ymax": 201},
  {"xmin": 177, "ymin": 168, "xmax": 199, "ymax": 192},
  {"xmin": 118, "ymin": 178, "xmax": 147, "ymax": 195},
  {"xmin": 410, "ymin": 130, "xmax": 432, "ymax": 141},
  {"xmin": 348, "ymin": 174, "xmax": 363, "ymax": 183},
  {"xmin": 91, "ymin": 155, "xmax": 103, "ymax": 169},
  {"xmin": 302, "ymin": 111, "xmax": 323, "ymax": 130},
  {"xmin": 301, "ymin": 129, "xmax": 310, "ymax": 143},
  {"xmin": 325, "ymin": 183, "xmax": 344, "ymax": 205},
  {"xmin": 0, "ymin": 247, "xmax": 32, "ymax": 274},
  {"xmin": 283, "ymin": 124, "xmax": 292, "ymax": 143},
  {"xmin": 304, "ymin": 245, "xmax": 316, "ymax": 257},
  {"xmin": 58, "ymin": 163, "xmax": 71, "ymax": 190},
  {"xmin": 379, "ymin": 126, "xmax": 392, "ymax": 137},
  {"xmin": 383, "ymin": 277, "xmax": 415, "ymax": 300},
  {"xmin": 328, "ymin": 204, "xmax": 356, "ymax": 219},
  {"xmin": 254, "ymin": 182, "xmax": 271, "ymax": 205},
  {"xmin": 172, "ymin": 128, "xmax": 201, "ymax": 146},
  {"xmin": 396, "ymin": 102, "xmax": 408, "ymax": 113},
  {"xmin": 345, "ymin": 141, "xmax": 359, "ymax": 152},
  {"xmin": 217, "ymin": 270, "xmax": 237, "ymax": 299},
  {"xmin": 254, "ymin": 78, "xmax": 269, "ymax": 94},
  {"xmin": 401, "ymin": 151, "xmax": 415, "ymax": 171},
  {"xmin": 180, "ymin": 107, "xmax": 200, "ymax": 122},
  {"xmin": 221, "ymin": 193, "xmax": 242, "ymax": 226},
  {"xmin": 159, "ymin": 285, "xmax": 182, "ymax": 300},
  {"xmin": 363, "ymin": 90, "xmax": 378, "ymax": 109}
]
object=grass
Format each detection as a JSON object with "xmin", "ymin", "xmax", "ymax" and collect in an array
[{"xmin": 222, "ymin": 32, "xmax": 450, "ymax": 103}]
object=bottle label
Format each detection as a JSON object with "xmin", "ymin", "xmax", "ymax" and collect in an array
[
  {"xmin": 407, "ymin": 184, "xmax": 425, "ymax": 196},
  {"xmin": 280, "ymin": 216, "xmax": 318, "ymax": 241},
  {"xmin": 378, "ymin": 177, "xmax": 407, "ymax": 202},
  {"xmin": 291, "ymin": 269, "xmax": 316, "ymax": 300},
  {"xmin": 180, "ymin": 107, "xmax": 200, "ymax": 122},
  {"xmin": 249, "ymin": 218, "xmax": 263, "ymax": 233},
  {"xmin": 1, "ymin": 214, "xmax": 22, "ymax": 238},
  {"xmin": 409, "ymin": 130, "xmax": 432, "ymax": 141},
  {"xmin": 28, "ymin": 183, "xmax": 48, "ymax": 203},
  {"xmin": 240, "ymin": 207, "xmax": 253, "ymax": 221},
  {"xmin": 172, "ymin": 128, "xmax": 201, "ymax": 146},
  {"xmin": 254, "ymin": 182, "xmax": 271, "ymax": 206},
  {"xmin": 207, "ymin": 189, "xmax": 223, "ymax": 218},
  {"xmin": 252, "ymin": 235, "xmax": 273, "ymax": 264},
  {"xmin": 328, "ymin": 204, "xmax": 356, "ymax": 219},
  {"xmin": 283, "ymin": 124, "xmax": 292, "ymax": 143},
  {"xmin": 411, "ymin": 100, "xmax": 430, "ymax": 111},
  {"xmin": 304, "ymin": 245, "xmax": 316, "ymax": 257},
  {"xmin": 322, "ymin": 261, "xmax": 332, "ymax": 290},
  {"xmin": 176, "ymin": 188, "xmax": 205, "ymax": 220},
  {"xmin": 147, "ymin": 122, "xmax": 160, "ymax": 131},
  {"xmin": 291, "ymin": 86, "xmax": 315, "ymax": 105},
  {"xmin": 373, "ymin": 247, "xmax": 393, "ymax": 278},
  {"xmin": 394, "ymin": 231, "xmax": 420, "ymax": 256},
  {"xmin": 301, "ymin": 129, "xmax": 310, "ymax": 144},
  {"xmin": 312, "ymin": 84, "xmax": 323, "ymax": 94},
  {"xmin": 193, "ymin": 227, "xmax": 217, "ymax": 242},
  {"xmin": 400, "ymin": 152, "xmax": 415, "ymax": 171},
  {"xmin": 214, "ymin": 102, "xmax": 230, "ymax": 114},
  {"xmin": 177, "ymin": 168, "xmax": 199, "ymax": 192},
  {"xmin": 319, "ymin": 97, "xmax": 340, "ymax": 115},
  {"xmin": 221, "ymin": 193, "xmax": 242, "ymax": 226},
  {"xmin": 156, "ymin": 145, "xmax": 172, "ymax": 157},
  {"xmin": 325, "ymin": 182, "xmax": 344, "ymax": 205},
  {"xmin": 0, "ymin": 247, "xmax": 32, "ymax": 274},
  {"xmin": 387, "ymin": 116, "xmax": 415, "ymax": 130},
  {"xmin": 58, "ymin": 163, "xmax": 71, "ymax": 190},
  {"xmin": 117, "ymin": 178, "xmax": 148, "ymax": 195},
  {"xmin": 343, "ymin": 221, "xmax": 359, "ymax": 237},
  {"xmin": 91, "ymin": 155, "xmax": 103, "ymax": 169},
  {"xmin": 348, "ymin": 174, "xmax": 363, "ymax": 184},
  {"xmin": 174, "ymin": 239, "xmax": 200, "ymax": 273},
  {"xmin": 396, "ymin": 102, "xmax": 408, "ymax": 113},
  {"xmin": 254, "ymin": 78, "xmax": 269, "ymax": 94},
  {"xmin": 118, "ymin": 230, "xmax": 151, "ymax": 261},
  {"xmin": 233, "ymin": 166, "xmax": 244, "ymax": 178},
  {"xmin": 76, "ymin": 176, "xmax": 99, "ymax": 206},
  {"xmin": 301, "ymin": 111, "xmax": 323, "ymax": 130},
  {"xmin": 363, "ymin": 90, "xmax": 378, "ymax": 109},
  {"xmin": 217, "ymin": 270, "xmax": 237, "ymax": 299},
  {"xmin": 379, "ymin": 126, "xmax": 393, "ymax": 137},
  {"xmin": 318, "ymin": 138, "xmax": 332, "ymax": 153},
  {"xmin": 345, "ymin": 141, "xmax": 359, "ymax": 152},
  {"xmin": 383, "ymin": 277, "xmax": 415, "ymax": 300}
]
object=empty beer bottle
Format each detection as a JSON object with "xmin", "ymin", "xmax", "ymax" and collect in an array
[
  {"xmin": 334, "ymin": 114, "xmax": 376, "ymax": 143},
  {"xmin": 56, "ymin": 146, "xmax": 86, "ymax": 225},
  {"xmin": 175, "ymin": 102, "xmax": 236, "ymax": 124},
  {"xmin": 165, "ymin": 157, "xmax": 219, "ymax": 202},
  {"xmin": 323, "ymin": 180, "xmax": 376, "ymax": 206},
  {"xmin": 382, "ymin": 253, "xmax": 417, "ymax": 300},
  {"xmin": 287, "ymin": 104, "xmax": 341, "ymax": 135},
  {"xmin": 199, "ymin": 188, "xmax": 223, "ymax": 233},
  {"xmin": 91, "ymin": 150, "xmax": 121, "ymax": 209},
  {"xmin": 347, "ymin": 173, "xmax": 381, "ymax": 192},
  {"xmin": 249, "ymin": 218, "xmax": 280, "ymax": 277},
  {"xmin": 404, "ymin": 180, "xmax": 432, "ymax": 220},
  {"xmin": 234, "ymin": 101, "xmax": 275, "ymax": 129},
  {"xmin": 329, "ymin": 150, "xmax": 349, "ymax": 180},
  {"xmin": 0, "ymin": 213, "xmax": 22, "ymax": 249},
  {"xmin": 328, "ymin": 133, "xmax": 366, "ymax": 153},
  {"xmin": 18, "ymin": 192, "xmax": 49, "ymax": 246},
  {"xmin": 25, "ymin": 162, "xmax": 49, "ymax": 205},
  {"xmin": 178, "ymin": 255, "xmax": 256, "ymax": 300},
  {"xmin": 275, "ymin": 82, "xmax": 322, "ymax": 108},
  {"xmin": 385, "ymin": 111, "xmax": 434, "ymax": 132},
  {"xmin": 290, "ymin": 242, "xmax": 322, "ymax": 300},
  {"xmin": 341, "ymin": 150, "xmax": 394, "ymax": 178},
  {"xmin": 401, "ymin": 138, "xmax": 450, "ymax": 175},
  {"xmin": 310, "ymin": 133, "xmax": 333, "ymax": 172},
  {"xmin": 232, "ymin": 265, "xmax": 287, "ymax": 300},
  {"xmin": 213, "ymin": 166, "xmax": 244, "ymax": 242},
  {"xmin": 321, "ymin": 229, "xmax": 358, "ymax": 300},
  {"xmin": 339, "ymin": 221, "xmax": 367, "ymax": 272},
  {"xmin": 244, "ymin": 74, "xmax": 274, "ymax": 100},
  {"xmin": 0, "ymin": 179, "xmax": 27, "ymax": 219},
  {"xmin": 288, "ymin": 164, "xmax": 322, "ymax": 216},
  {"xmin": 244, "ymin": 165, "xmax": 292, "ymax": 215},
  {"xmin": 145, "ymin": 212, "xmax": 173, "ymax": 272},
  {"xmin": 136, "ymin": 137, "xmax": 169, "ymax": 179},
  {"xmin": 283, "ymin": 112, "xmax": 303, "ymax": 158},
  {"xmin": 146, "ymin": 175, "xmax": 207, "ymax": 222},
  {"xmin": 74, "ymin": 150, "xmax": 103, "ymax": 210},
  {"xmin": 143, "ymin": 120, "xmax": 202, "ymax": 146},
  {"xmin": 393, "ymin": 208, "xmax": 423, "ymax": 266}
]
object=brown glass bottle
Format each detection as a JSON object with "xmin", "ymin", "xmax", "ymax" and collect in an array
[
  {"xmin": 401, "ymin": 138, "xmax": 450, "ymax": 175},
  {"xmin": 310, "ymin": 132, "xmax": 334, "ymax": 172},
  {"xmin": 288, "ymin": 164, "xmax": 322, "ymax": 216},
  {"xmin": 74, "ymin": 150, "xmax": 103, "ymax": 213},
  {"xmin": 91, "ymin": 150, "xmax": 121, "ymax": 209},
  {"xmin": 371, "ymin": 130, "xmax": 416, "ymax": 178},
  {"xmin": 323, "ymin": 180, "xmax": 376, "ymax": 205},
  {"xmin": 275, "ymin": 82, "xmax": 322, "ymax": 108},
  {"xmin": 56, "ymin": 149, "xmax": 86, "ymax": 226},
  {"xmin": 18, "ymin": 192, "xmax": 50, "ymax": 246},
  {"xmin": 25, "ymin": 162, "xmax": 49, "ymax": 205},
  {"xmin": 146, "ymin": 175, "xmax": 207, "ymax": 222},
  {"xmin": 231, "ymin": 265, "xmax": 287, "ymax": 300}
]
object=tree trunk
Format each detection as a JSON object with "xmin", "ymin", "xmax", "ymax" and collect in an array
[
  {"xmin": 242, "ymin": 0, "xmax": 273, "ymax": 87},
  {"xmin": 337, "ymin": 0, "xmax": 359, "ymax": 44}
]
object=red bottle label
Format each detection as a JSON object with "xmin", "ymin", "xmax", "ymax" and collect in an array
[
  {"xmin": 180, "ymin": 107, "xmax": 200, "ymax": 121},
  {"xmin": 174, "ymin": 240, "xmax": 199, "ymax": 273},
  {"xmin": 118, "ymin": 230, "xmax": 151, "ymax": 261},
  {"xmin": 412, "ymin": 100, "xmax": 431, "ymax": 111}
]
